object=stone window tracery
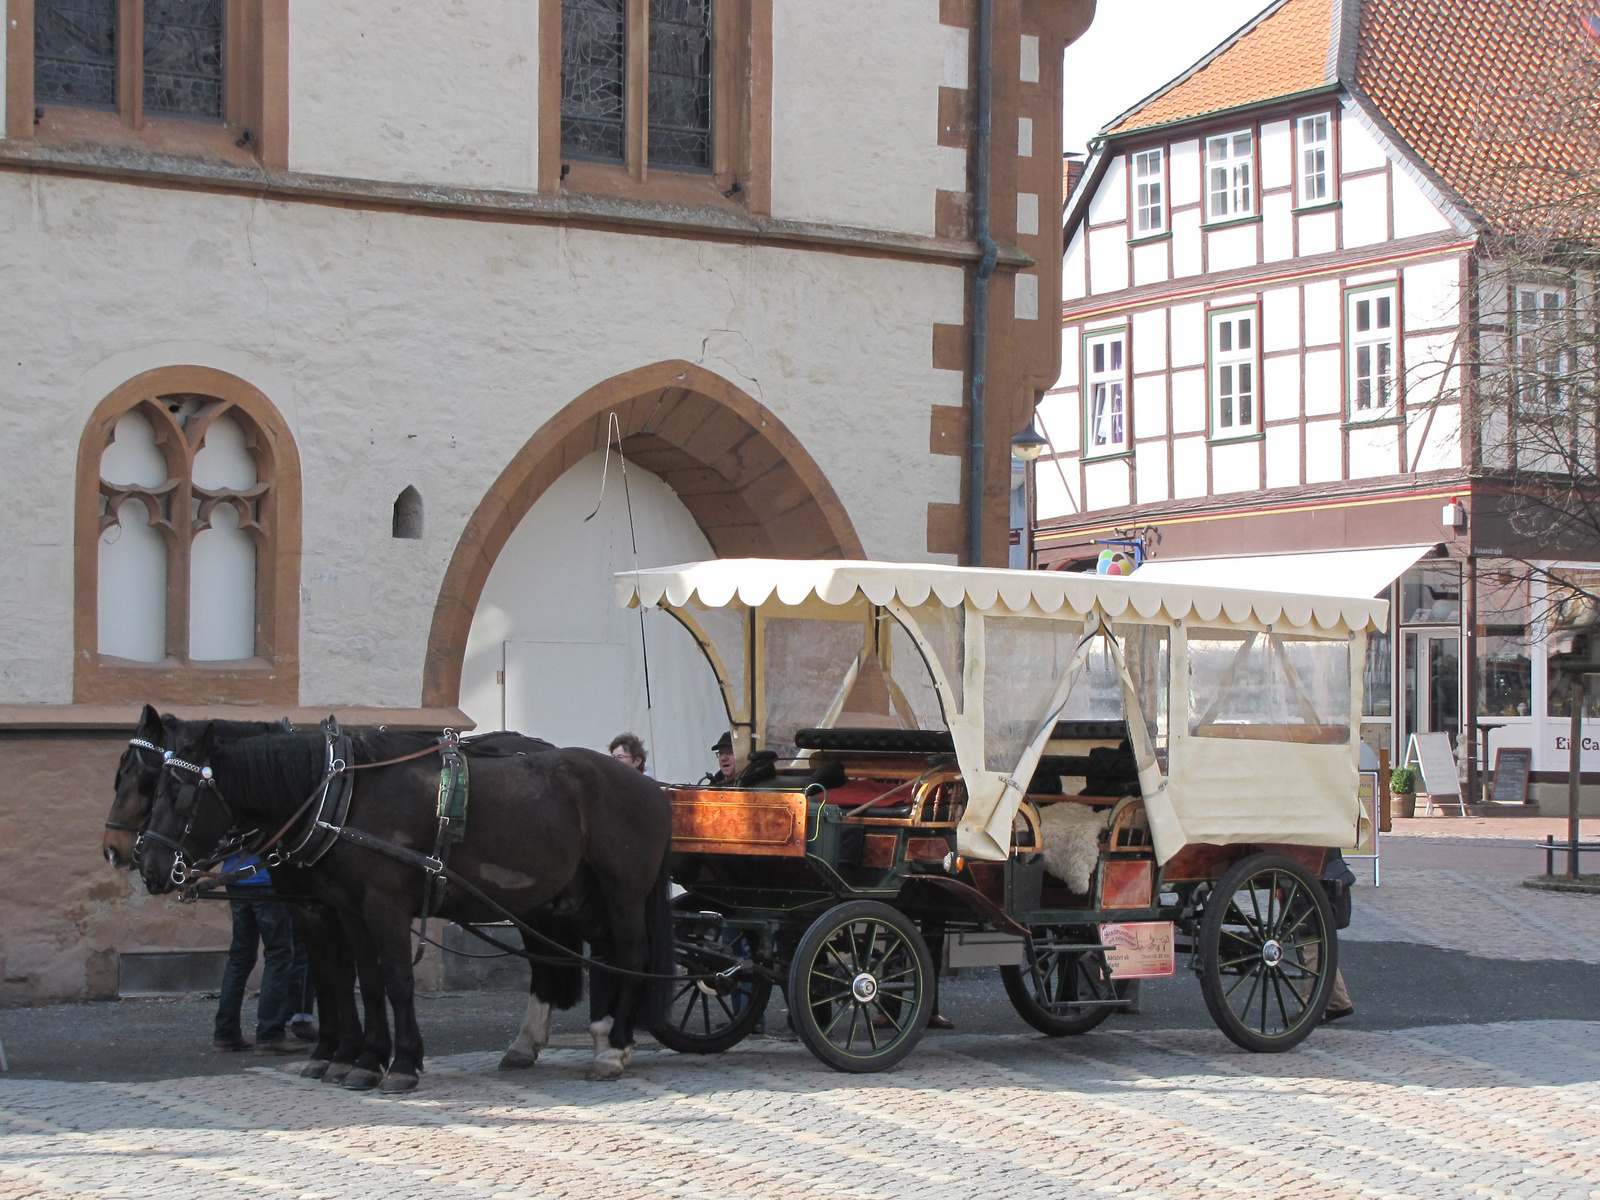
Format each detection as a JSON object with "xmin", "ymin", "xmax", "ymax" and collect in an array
[{"xmin": 77, "ymin": 368, "xmax": 300, "ymax": 704}]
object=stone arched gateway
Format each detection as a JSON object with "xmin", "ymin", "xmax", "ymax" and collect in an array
[{"xmin": 422, "ymin": 360, "xmax": 864, "ymax": 709}]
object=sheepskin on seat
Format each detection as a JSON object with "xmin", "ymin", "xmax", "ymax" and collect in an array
[{"xmin": 1038, "ymin": 803, "xmax": 1109, "ymax": 894}]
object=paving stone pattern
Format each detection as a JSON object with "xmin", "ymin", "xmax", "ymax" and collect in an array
[{"xmin": 0, "ymin": 1021, "xmax": 1597, "ymax": 1200}]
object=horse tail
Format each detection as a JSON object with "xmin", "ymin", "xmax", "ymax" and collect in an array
[{"xmin": 641, "ymin": 852, "xmax": 674, "ymax": 1025}]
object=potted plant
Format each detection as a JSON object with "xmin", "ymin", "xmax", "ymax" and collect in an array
[{"xmin": 1390, "ymin": 766, "xmax": 1418, "ymax": 818}]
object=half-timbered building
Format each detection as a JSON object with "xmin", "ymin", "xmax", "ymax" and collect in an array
[{"xmin": 1034, "ymin": 0, "xmax": 1600, "ymax": 815}]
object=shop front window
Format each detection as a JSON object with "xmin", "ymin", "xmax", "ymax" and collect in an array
[
  {"xmin": 1401, "ymin": 563, "xmax": 1461, "ymax": 625},
  {"xmin": 1477, "ymin": 570, "xmax": 1532, "ymax": 717},
  {"xmin": 1545, "ymin": 570, "xmax": 1600, "ymax": 718},
  {"xmin": 1363, "ymin": 585, "xmax": 1392, "ymax": 716}
]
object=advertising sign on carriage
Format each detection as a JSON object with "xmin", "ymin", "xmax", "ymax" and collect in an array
[{"xmin": 1098, "ymin": 921, "xmax": 1176, "ymax": 978}]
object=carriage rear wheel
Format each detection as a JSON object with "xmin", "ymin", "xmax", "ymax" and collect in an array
[
  {"xmin": 1197, "ymin": 852, "xmax": 1336, "ymax": 1053},
  {"xmin": 787, "ymin": 901, "xmax": 933, "ymax": 1073},
  {"xmin": 1001, "ymin": 930, "xmax": 1124, "ymax": 1036},
  {"xmin": 651, "ymin": 920, "xmax": 773, "ymax": 1055}
]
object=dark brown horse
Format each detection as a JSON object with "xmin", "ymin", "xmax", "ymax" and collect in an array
[
  {"xmin": 140, "ymin": 723, "xmax": 673, "ymax": 1090},
  {"xmin": 104, "ymin": 706, "xmax": 376, "ymax": 1080}
]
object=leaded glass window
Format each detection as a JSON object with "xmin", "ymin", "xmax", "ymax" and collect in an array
[
  {"xmin": 34, "ymin": 0, "xmax": 118, "ymax": 110},
  {"xmin": 648, "ymin": 0, "xmax": 712, "ymax": 170},
  {"xmin": 562, "ymin": 0, "xmax": 627, "ymax": 162},
  {"xmin": 143, "ymin": 0, "xmax": 224, "ymax": 120}
]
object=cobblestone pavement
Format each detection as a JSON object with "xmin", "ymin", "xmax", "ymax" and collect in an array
[{"xmin": 1, "ymin": 1021, "xmax": 1597, "ymax": 1200}]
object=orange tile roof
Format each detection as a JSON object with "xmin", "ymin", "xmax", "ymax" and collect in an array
[
  {"xmin": 1355, "ymin": 0, "xmax": 1600, "ymax": 231},
  {"xmin": 1107, "ymin": 0, "xmax": 1336, "ymax": 135},
  {"xmin": 1101, "ymin": 0, "xmax": 1600, "ymax": 233}
]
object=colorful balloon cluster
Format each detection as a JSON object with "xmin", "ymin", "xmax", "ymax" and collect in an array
[{"xmin": 1096, "ymin": 548, "xmax": 1136, "ymax": 576}]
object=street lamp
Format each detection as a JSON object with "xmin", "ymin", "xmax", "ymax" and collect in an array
[{"xmin": 1010, "ymin": 419, "xmax": 1048, "ymax": 461}]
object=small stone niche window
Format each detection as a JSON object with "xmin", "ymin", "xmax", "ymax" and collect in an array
[{"xmin": 393, "ymin": 487, "xmax": 424, "ymax": 540}]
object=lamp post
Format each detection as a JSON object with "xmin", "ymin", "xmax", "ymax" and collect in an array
[{"xmin": 1010, "ymin": 420, "xmax": 1048, "ymax": 462}]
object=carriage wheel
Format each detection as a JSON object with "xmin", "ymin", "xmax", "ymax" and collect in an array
[
  {"xmin": 651, "ymin": 923, "xmax": 773, "ymax": 1055},
  {"xmin": 787, "ymin": 901, "xmax": 932, "ymax": 1073},
  {"xmin": 1001, "ymin": 930, "xmax": 1124, "ymax": 1036},
  {"xmin": 1197, "ymin": 852, "xmax": 1336, "ymax": 1053}
]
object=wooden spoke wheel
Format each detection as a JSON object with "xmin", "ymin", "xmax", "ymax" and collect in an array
[
  {"xmin": 787, "ymin": 901, "xmax": 933, "ymax": 1073},
  {"xmin": 1197, "ymin": 852, "xmax": 1336, "ymax": 1053},
  {"xmin": 1001, "ymin": 931, "xmax": 1124, "ymax": 1036},
  {"xmin": 651, "ymin": 921, "xmax": 772, "ymax": 1055}
]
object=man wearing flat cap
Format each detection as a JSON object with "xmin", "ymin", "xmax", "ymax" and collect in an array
[{"xmin": 707, "ymin": 731, "xmax": 738, "ymax": 785}]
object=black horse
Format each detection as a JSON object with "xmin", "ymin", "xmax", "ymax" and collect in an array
[
  {"xmin": 104, "ymin": 706, "xmax": 377, "ymax": 1080},
  {"xmin": 140, "ymin": 723, "xmax": 674, "ymax": 1090}
]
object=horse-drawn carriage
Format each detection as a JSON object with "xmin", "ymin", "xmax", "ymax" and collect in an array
[{"xmin": 626, "ymin": 559, "xmax": 1378, "ymax": 1073}]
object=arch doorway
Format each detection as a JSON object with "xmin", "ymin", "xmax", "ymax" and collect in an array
[
  {"xmin": 460, "ymin": 452, "xmax": 724, "ymax": 783},
  {"xmin": 437, "ymin": 361, "xmax": 864, "ymax": 783}
]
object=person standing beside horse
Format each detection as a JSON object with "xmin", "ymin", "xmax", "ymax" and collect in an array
[
  {"xmin": 608, "ymin": 733, "xmax": 650, "ymax": 776},
  {"xmin": 213, "ymin": 851, "xmax": 303, "ymax": 1056}
]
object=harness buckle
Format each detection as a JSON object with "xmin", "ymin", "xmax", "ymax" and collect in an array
[{"xmin": 423, "ymin": 856, "xmax": 444, "ymax": 875}]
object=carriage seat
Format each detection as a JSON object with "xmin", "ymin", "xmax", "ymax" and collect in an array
[{"xmin": 794, "ymin": 727, "xmax": 955, "ymax": 754}]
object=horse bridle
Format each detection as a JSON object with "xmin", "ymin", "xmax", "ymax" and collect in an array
[
  {"xmin": 145, "ymin": 753, "xmax": 234, "ymax": 888},
  {"xmin": 104, "ymin": 736, "xmax": 169, "ymax": 869}
]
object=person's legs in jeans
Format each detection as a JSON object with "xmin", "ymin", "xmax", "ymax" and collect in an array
[
  {"xmin": 287, "ymin": 920, "xmax": 315, "ymax": 1032},
  {"xmin": 214, "ymin": 893, "xmax": 261, "ymax": 1046},
  {"xmin": 252, "ymin": 900, "xmax": 296, "ymax": 1046}
]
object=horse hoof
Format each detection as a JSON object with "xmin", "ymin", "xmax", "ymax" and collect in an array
[
  {"xmin": 301, "ymin": 1059, "xmax": 331, "ymax": 1080},
  {"xmin": 498, "ymin": 1049, "xmax": 539, "ymax": 1071},
  {"xmin": 342, "ymin": 1068, "xmax": 382, "ymax": 1091},
  {"xmin": 379, "ymin": 1071, "xmax": 419, "ymax": 1093},
  {"xmin": 584, "ymin": 1060, "xmax": 626, "ymax": 1082},
  {"xmin": 322, "ymin": 1061, "xmax": 355, "ymax": 1084}
]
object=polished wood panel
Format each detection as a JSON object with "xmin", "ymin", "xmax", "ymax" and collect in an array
[
  {"xmin": 666, "ymin": 788, "xmax": 808, "ymax": 857},
  {"xmin": 1102, "ymin": 859, "xmax": 1153, "ymax": 909},
  {"xmin": 1160, "ymin": 842, "xmax": 1244, "ymax": 882},
  {"xmin": 906, "ymin": 837, "xmax": 951, "ymax": 863},
  {"xmin": 860, "ymin": 833, "xmax": 898, "ymax": 869}
]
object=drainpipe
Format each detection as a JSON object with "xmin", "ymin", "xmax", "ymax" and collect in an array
[{"xmin": 967, "ymin": 0, "xmax": 997, "ymax": 567}]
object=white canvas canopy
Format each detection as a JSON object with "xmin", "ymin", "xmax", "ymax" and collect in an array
[{"xmin": 617, "ymin": 559, "xmax": 1386, "ymax": 864}]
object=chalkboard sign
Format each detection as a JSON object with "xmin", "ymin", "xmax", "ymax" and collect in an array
[{"xmin": 1491, "ymin": 746, "xmax": 1533, "ymax": 804}]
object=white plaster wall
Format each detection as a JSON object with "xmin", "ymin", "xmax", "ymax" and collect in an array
[
  {"xmin": 1298, "ymin": 210, "xmax": 1336, "ymax": 256},
  {"xmin": 1304, "ymin": 349, "xmax": 1343, "ymax": 415},
  {"xmin": 1132, "ymin": 240, "xmax": 1167, "ymax": 286},
  {"xmin": 1168, "ymin": 140, "xmax": 1200, "ymax": 207},
  {"xmin": 1135, "ymin": 441, "xmax": 1168, "ymax": 503},
  {"xmin": 1171, "ymin": 369, "xmax": 1206, "ymax": 434},
  {"xmin": 1089, "ymin": 158, "xmax": 1127, "ymax": 225},
  {"xmin": 1347, "ymin": 424, "xmax": 1399, "ymax": 479},
  {"xmin": 1263, "ymin": 192, "xmax": 1293, "ymax": 262},
  {"xmin": 288, "ymin": 2, "xmax": 539, "ymax": 190},
  {"xmin": 1207, "ymin": 224, "xmax": 1256, "ymax": 272},
  {"xmin": 1265, "ymin": 424, "xmax": 1300, "ymax": 488},
  {"xmin": 1172, "ymin": 436, "xmax": 1206, "ymax": 498},
  {"xmin": 1172, "ymin": 208, "xmax": 1202, "ymax": 277},
  {"xmin": 1133, "ymin": 375, "xmax": 1166, "ymax": 439},
  {"xmin": 0, "ymin": 173, "xmax": 965, "ymax": 705},
  {"xmin": 1088, "ymin": 226, "xmax": 1129, "ymax": 293},
  {"xmin": 1339, "ymin": 110, "xmax": 1389, "ymax": 174},
  {"xmin": 1210, "ymin": 441, "xmax": 1260, "ymax": 495},
  {"xmin": 1260, "ymin": 120, "xmax": 1292, "ymax": 191},
  {"xmin": 1342, "ymin": 173, "xmax": 1390, "ymax": 247},
  {"xmin": 1304, "ymin": 419, "xmax": 1342, "ymax": 482},
  {"xmin": 1039, "ymin": 389, "xmax": 1080, "ymax": 454},
  {"xmin": 1303, "ymin": 280, "xmax": 1341, "ymax": 345},
  {"xmin": 1262, "ymin": 287, "xmax": 1299, "ymax": 352},
  {"xmin": 771, "ymin": 0, "xmax": 944, "ymax": 235},
  {"xmin": 1263, "ymin": 354, "xmax": 1300, "ymax": 422},
  {"xmin": 1063, "ymin": 229, "xmax": 1088, "ymax": 300},
  {"xmin": 1034, "ymin": 456, "xmax": 1080, "ymax": 519},
  {"xmin": 1392, "ymin": 169, "xmax": 1452, "ymax": 238},
  {"xmin": 1404, "ymin": 258, "xmax": 1462, "ymax": 329},
  {"xmin": 1170, "ymin": 304, "xmax": 1205, "ymax": 367},
  {"xmin": 1409, "ymin": 403, "xmax": 1462, "ymax": 473},
  {"xmin": 1131, "ymin": 308, "xmax": 1166, "ymax": 374},
  {"xmin": 460, "ymin": 453, "xmax": 724, "ymax": 785},
  {"xmin": 1059, "ymin": 327, "xmax": 1080, "ymax": 392},
  {"xmin": 1084, "ymin": 460, "xmax": 1130, "ymax": 510}
]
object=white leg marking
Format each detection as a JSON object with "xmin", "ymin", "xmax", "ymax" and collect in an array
[
  {"xmin": 508, "ymin": 995, "xmax": 552, "ymax": 1057},
  {"xmin": 586, "ymin": 1016, "xmax": 629, "ymax": 1080}
]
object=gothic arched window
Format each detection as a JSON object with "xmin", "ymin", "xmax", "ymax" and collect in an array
[{"xmin": 76, "ymin": 367, "xmax": 300, "ymax": 704}]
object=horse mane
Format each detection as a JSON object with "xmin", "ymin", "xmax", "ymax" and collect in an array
[{"xmin": 210, "ymin": 731, "xmax": 327, "ymax": 821}]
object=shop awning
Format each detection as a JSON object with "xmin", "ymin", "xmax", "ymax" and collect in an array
[{"xmin": 1129, "ymin": 545, "xmax": 1436, "ymax": 599}]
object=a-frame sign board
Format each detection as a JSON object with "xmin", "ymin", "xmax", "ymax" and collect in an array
[{"xmin": 1406, "ymin": 732, "xmax": 1464, "ymax": 816}]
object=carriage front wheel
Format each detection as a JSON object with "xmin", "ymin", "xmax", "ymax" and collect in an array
[
  {"xmin": 1197, "ymin": 852, "xmax": 1336, "ymax": 1053},
  {"xmin": 787, "ymin": 900, "xmax": 933, "ymax": 1073},
  {"xmin": 651, "ymin": 919, "xmax": 773, "ymax": 1055}
]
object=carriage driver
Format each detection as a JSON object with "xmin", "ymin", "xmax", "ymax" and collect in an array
[{"xmin": 707, "ymin": 732, "xmax": 738, "ymax": 785}]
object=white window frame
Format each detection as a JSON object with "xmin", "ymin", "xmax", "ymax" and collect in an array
[
  {"xmin": 1346, "ymin": 284, "xmax": 1401, "ymax": 419},
  {"xmin": 1205, "ymin": 128, "xmax": 1255, "ymax": 221},
  {"xmin": 1513, "ymin": 284, "xmax": 1572, "ymax": 414},
  {"xmin": 1083, "ymin": 328, "xmax": 1129, "ymax": 457},
  {"xmin": 1132, "ymin": 147, "xmax": 1165, "ymax": 235},
  {"xmin": 1209, "ymin": 306, "xmax": 1260, "ymax": 439},
  {"xmin": 1296, "ymin": 113, "xmax": 1335, "ymax": 207}
]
